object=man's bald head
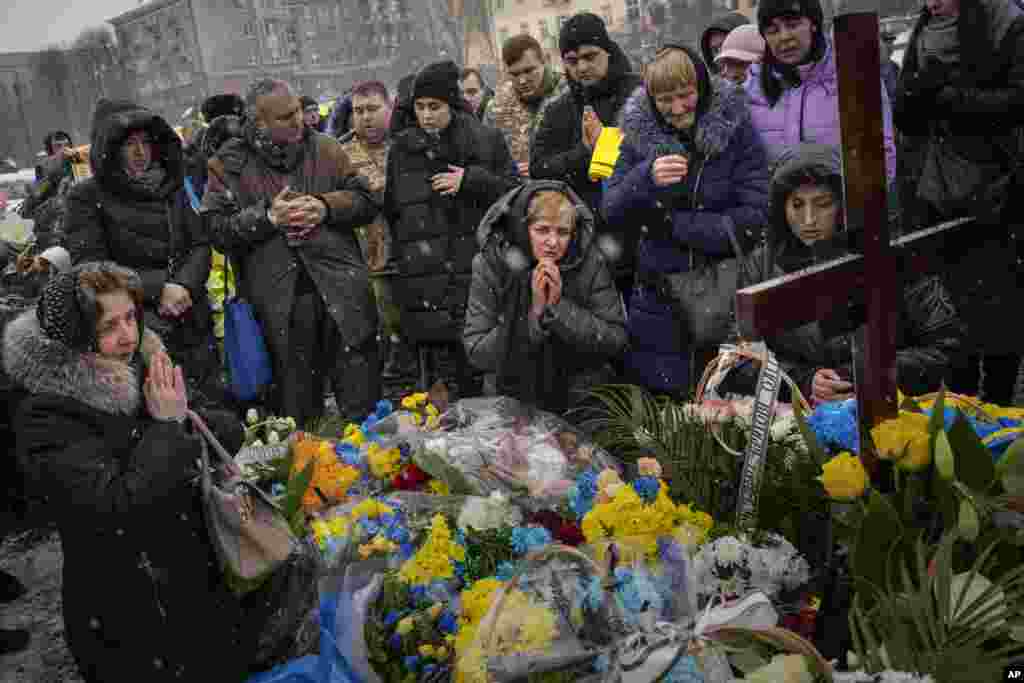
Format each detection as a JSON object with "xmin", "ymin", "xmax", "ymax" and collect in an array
[{"xmin": 246, "ymin": 78, "xmax": 303, "ymax": 145}]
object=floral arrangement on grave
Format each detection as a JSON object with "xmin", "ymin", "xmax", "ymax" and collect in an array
[
  {"xmin": 243, "ymin": 408, "xmax": 298, "ymax": 447},
  {"xmin": 799, "ymin": 386, "xmax": 1024, "ymax": 682},
  {"xmin": 576, "ymin": 384, "xmax": 829, "ymax": 557}
]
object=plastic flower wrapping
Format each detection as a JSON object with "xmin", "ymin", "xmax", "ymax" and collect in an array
[{"xmin": 690, "ymin": 532, "xmax": 811, "ymax": 606}]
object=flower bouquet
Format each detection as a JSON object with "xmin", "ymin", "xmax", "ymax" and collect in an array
[{"xmin": 798, "ymin": 386, "xmax": 1024, "ymax": 682}]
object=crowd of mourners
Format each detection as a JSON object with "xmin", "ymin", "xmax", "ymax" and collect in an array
[{"xmin": 0, "ymin": 0, "xmax": 1021, "ymax": 679}]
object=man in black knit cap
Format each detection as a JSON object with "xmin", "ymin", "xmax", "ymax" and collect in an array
[{"xmin": 530, "ymin": 12, "xmax": 642, "ymax": 297}]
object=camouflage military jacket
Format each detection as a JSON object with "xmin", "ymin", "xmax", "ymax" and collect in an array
[
  {"xmin": 484, "ymin": 68, "xmax": 567, "ymax": 164},
  {"xmin": 339, "ymin": 136, "xmax": 391, "ymax": 270}
]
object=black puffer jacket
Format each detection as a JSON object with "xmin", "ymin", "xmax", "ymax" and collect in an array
[
  {"xmin": 463, "ymin": 182, "xmax": 626, "ymax": 413},
  {"xmin": 729, "ymin": 145, "xmax": 964, "ymax": 399},
  {"xmin": 894, "ymin": 0, "xmax": 1024, "ymax": 352},
  {"xmin": 63, "ymin": 102, "xmax": 212, "ymax": 354},
  {"xmin": 530, "ymin": 42, "xmax": 643, "ymax": 276},
  {"xmin": 383, "ymin": 109, "xmax": 519, "ymax": 344},
  {"xmin": 700, "ymin": 12, "xmax": 751, "ymax": 67}
]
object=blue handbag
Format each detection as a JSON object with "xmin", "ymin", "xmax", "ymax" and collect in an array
[{"xmin": 223, "ymin": 257, "xmax": 273, "ymax": 402}]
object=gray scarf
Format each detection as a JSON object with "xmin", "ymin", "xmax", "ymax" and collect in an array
[{"xmin": 917, "ymin": 14, "xmax": 961, "ymax": 66}]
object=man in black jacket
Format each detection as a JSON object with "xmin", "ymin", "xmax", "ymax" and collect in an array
[{"xmin": 530, "ymin": 12, "xmax": 643, "ymax": 293}]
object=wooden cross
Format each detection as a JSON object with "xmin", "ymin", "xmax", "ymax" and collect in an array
[{"xmin": 733, "ymin": 12, "xmax": 975, "ymax": 474}]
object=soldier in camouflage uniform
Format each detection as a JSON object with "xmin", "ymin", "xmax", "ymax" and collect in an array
[
  {"xmin": 484, "ymin": 34, "xmax": 568, "ymax": 179},
  {"xmin": 339, "ymin": 81, "xmax": 414, "ymax": 378}
]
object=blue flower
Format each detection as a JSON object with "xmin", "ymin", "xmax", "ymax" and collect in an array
[
  {"xmin": 594, "ymin": 654, "xmax": 610, "ymax": 673},
  {"xmin": 404, "ymin": 655, "xmax": 420, "ymax": 671},
  {"xmin": 454, "ymin": 561, "xmax": 466, "ymax": 579},
  {"xmin": 511, "ymin": 526, "xmax": 553, "ymax": 555},
  {"xmin": 361, "ymin": 416, "xmax": 378, "ymax": 434},
  {"xmin": 496, "ymin": 562, "xmax": 517, "ymax": 581},
  {"xmin": 614, "ymin": 567, "xmax": 663, "ymax": 617},
  {"xmin": 361, "ymin": 519, "xmax": 380, "ymax": 537},
  {"xmin": 389, "ymin": 526, "xmax": 411, "ymax": 544},
  {"xmin": 336, "ymin": 442, "xmax": 363, "ymax": 467},
  {"xmin": 664, "ymin": 655, "xmax": 703, "ymax": 683},
  {"xmin": 399, "ymin": 442, "xmax": 411, "ymax": 458},
  {"xmin": 384, "ymin": 610, "xmax": 403, "ymax": 626},
  {"xmin": 375, "ymin": 400, "xmax": 394, "ymax": 419},
  {"xmin": 399, "ymin": 542, "xmax": 415, "ymax": 559},
  {"xmin": 389, "ymin": 633, "xmax": 403, "ymax": 650},
  {"xmin": 806, "ymin": 399, "xmax": 860, "ymax": 454},
  {"xmin": 438, "ymin": 610, "xmax": 459, "ymax": 634},
  {"xmin": 569, "ymin": 470, "xmax": 599, "ymax": 519},
  {"xmin": 410, "ymin": 585, "xmax": 427, "ymax": 602},
  {"xmin": 632, "ymin": 476, "xmax": 660, "ymax": 504}
]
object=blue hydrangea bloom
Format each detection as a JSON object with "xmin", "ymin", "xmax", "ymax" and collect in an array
[
  {"xmin": 511, "ymin": 526, "xmax": 553, "ymax": 555},
  {"xmin": 632, "ymin": 476, "xmax": 661, "ymax": 504},
  {"xmin": 664, "ymin": 655, "xmax": 704, "ymax": 683},
  {"xmin": 438, "ymin": 610, "xmax": 459, "ymax": 634},
  {"xmin": 399, "ymin": 542, "xmax": 415, "ymax": 559},
  {"xmin": 614, "ymin": 567, "xmax": 663, "ymax": 617},
  {"xmin": 335, "ymin": 442, "xmax": 363, "ymax": 467},
  {"xmin": 806, "ymin": 398, "xmax": 860, "ymax": 454},
  {"xmin": 404, "ymin": 655, "xmax": 420, "ymax": 671},
  {"xmin": 375, "ymin": 400, "xmax": 394, "ymax": 419},
  {"xmin": 496, "ymin": 562, "xmax": 517, "ymax": 581},
  {"xmin": 569, "ymin": 470, "xmax": 599, "ymax": 519}
]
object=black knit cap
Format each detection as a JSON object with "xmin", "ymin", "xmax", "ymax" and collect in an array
[
  {"xmin": 36, "ymin": 262, "xmax": 144, "ymax": 351},
  {"xmin": 757, "ymin": 0, "xmax": 824, "ymax": 32},
  {"xmin": 201, "ymin": 94, "xmax": 245, "ymax": 122},
  {"xmin": 559, "ymin": 12, "xmax": 617, "ymax": 56},
  {"xmin": 413, "ymin": 60, "xmax": 463, "ymax": 108}
]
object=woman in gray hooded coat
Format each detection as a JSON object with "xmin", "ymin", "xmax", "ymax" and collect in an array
[{"xmin": 463, "ymin": 181, "xmax": 626, "ymax": 414}]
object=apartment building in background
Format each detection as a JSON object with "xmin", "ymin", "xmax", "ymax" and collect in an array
[{"xmin": 490, "ymin": 0, "xmax": 755, "ymax": 69}]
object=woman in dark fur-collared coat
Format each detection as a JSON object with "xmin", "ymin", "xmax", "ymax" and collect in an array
[{"xmin": 2, "ymin": 262, "xmax": 261, "ymax": 683}]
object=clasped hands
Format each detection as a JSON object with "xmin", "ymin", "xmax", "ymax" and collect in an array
[
  {"xmin": 431, "ymin": 165, "xmax": 465, "ymax": 196},
  {"xmin": 268, "ymin": 186, "xmax": 328, "ymax": 240},
  {"xmin": 812, "ymin": 368, "xmax": 854, "ymax": 405},
  {"xmin": 530, "ymin": 260, "xmax": 562, "ymax": 320}
]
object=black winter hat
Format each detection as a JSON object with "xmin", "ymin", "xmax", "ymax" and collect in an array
[
  {"xmin": 559, "ymin": 12, "xmax": 617, "ymax": 56},
  {"xmin": 413, "ymin": 60, "xmax": 462, "ymax": 108},
  {"xmin": 44, "ymin": 131, "xmax": 73, "ymax": 155},
  {"xmin": 36, "ymin": 262, "xmax": 144, "ymax": 351},
  {"xmin": 300, "ymin": 95, "xmax": 319, "ymax": 112},
  {"xmin": 200, "ymin": 94, "xmax": 245, "ymax": 122},
  {"xmin": 757, "ymin": 0, "xmax": 824, "ymax": 32}
]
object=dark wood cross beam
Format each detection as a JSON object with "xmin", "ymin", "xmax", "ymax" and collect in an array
[{"xmin": 734, "ymin": 13, "xmax": 975, "ymax": 473}]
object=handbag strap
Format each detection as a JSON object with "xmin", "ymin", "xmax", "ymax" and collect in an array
[{"xmin": 187, "ymin": 409, "xmax": 242, "ymax": 474}]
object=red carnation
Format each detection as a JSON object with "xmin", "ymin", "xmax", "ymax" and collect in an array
[{"xmin": 392, "ymin": 463, "xmax": 430, "ymax": 491}]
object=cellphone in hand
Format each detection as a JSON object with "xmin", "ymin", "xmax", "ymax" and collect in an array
[{"xmin": 654, "ymin": 142, "xmax": 688, "ymax": 159}]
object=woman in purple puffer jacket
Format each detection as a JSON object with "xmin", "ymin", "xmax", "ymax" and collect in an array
[{"xmin": 745, "ymin": 0, "xmax": 897, "ymax": 181}]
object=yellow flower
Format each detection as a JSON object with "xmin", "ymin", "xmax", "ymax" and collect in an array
[
  {"xmin": 419, "ymin": 644, "xmax": 435, "ymax": 657},
  {"xmin": 871, "ymin": 411, "xmax": 931, "ymax": 471},
  {"xmin": 367, "ymin": 443, "xmax": 401, "ymax": 479},
  {"xmin": 342, "ymin": 423, "xmax": 366, "ymax": 447},
  {"xmin": 426, "ymin": 403, "xmax": 440, "ymax": 418},
  {"xmin": 358, "ymin": 544, "xmax": 374, "ymax": 559},
  {"xmin": 435, "ymin": 646, "xmax": 449, "ymax": 660},
  {"xmin": 399, "ymin": 514, "xmax": 466, "ymax": 586},
  {"xmin": 428, "ymin": 479, "xmax": 451, "ymax": 496},
  {"xmin": 351, "ymin": 498, "xmax": 394, "ymax": 520},
  {"xmin": 818, "ymin": 452, "xmax": 869, "ymax": 500},
  {"xmin": 396, "ymin": 616, "xmax": 415, "ymax": 635},
  {"xmin": 401, "ymin": 392, "xmax": 430, "ymax": 410}
]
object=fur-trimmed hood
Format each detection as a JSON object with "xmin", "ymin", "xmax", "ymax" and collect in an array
[
  {"xmin": 3, "ymin": 309, "xmax": 166, "ymax": 416},
  {"xmin": 618, "ymin": 78, "xmax": 753, "ymax": 161}
]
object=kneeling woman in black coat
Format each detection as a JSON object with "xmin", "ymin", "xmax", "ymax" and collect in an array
[
  {"xmin": 2, "ymin": 262, "xmax": 258, "ymax": 682},
  {"xmin": 463, "ymin": 181, "xmax": 627, "ymax": 413}
]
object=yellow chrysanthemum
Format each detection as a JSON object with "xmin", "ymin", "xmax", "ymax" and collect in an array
[
  {"xmin": 367, "ymin": 442, "xmax": 401, "ymax": 479},
  {"xmin": 399, "ymin": 514, "xmax": 466, "ymax": 586},
  {"xmin": 351, "ymin": 498, "xmax": 394, "ymax": 520},
  {"xmin": 342, "ymin": 424, "xmax": 366, "ymax": 447},
  {"xmin": 290, "ymin": 440, "xmax": 360, "ymax": 512}
]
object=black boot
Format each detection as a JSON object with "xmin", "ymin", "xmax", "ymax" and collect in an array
[
  {"xmin": 0, "ymin": 627, "xmax": 29, "ymax": 656},
  {"xmin": 0, "ymin": 570, "xmax": 26, "ymax": 604}
]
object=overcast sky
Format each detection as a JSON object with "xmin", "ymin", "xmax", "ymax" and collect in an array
[{"xmin": 0, "ymin": 0, "xmax": 142, "ymax": 53}]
